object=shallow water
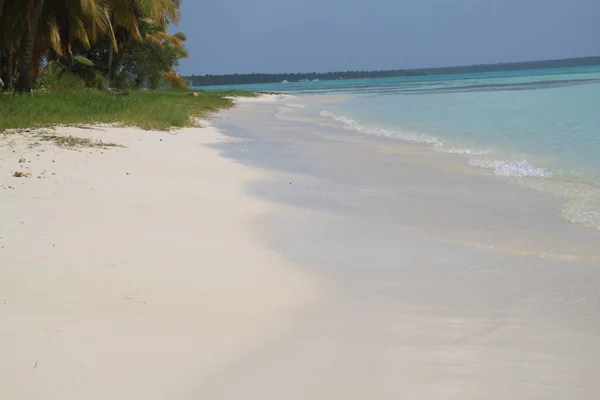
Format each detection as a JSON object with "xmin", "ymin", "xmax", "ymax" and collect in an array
[{"xmin": 202, "ymin": 99, "xmax": 600, "ymax": 399}]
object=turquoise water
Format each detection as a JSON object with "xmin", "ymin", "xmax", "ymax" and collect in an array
[
  {"xmin": 198, "ymin": 66, "xmax": 600, "ymax": 229},
  {"xmin": 323, "ymin": 70, "xmax": 600, "ymax": 180},
  {"xmin": 195, "ymin": 66, "xmax": 600, "ymax": 95}
]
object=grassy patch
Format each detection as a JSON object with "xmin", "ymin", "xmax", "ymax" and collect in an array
[
  {"xmin": 38, "ymin": 134, "xmax": 123, "ymax": 149},
  {"xmin": 0, "ymin": 89, "xmax": 257, "ymax": 132}
]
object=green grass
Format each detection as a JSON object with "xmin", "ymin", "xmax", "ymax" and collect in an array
[{"xmin": 0, "ymin": 89, "xmax": 258, "ymax": 132}]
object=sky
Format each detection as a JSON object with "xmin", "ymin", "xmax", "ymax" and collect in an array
[{"xmin": 175, "ymin": 0, "xmax": 600, "ymax": 76}]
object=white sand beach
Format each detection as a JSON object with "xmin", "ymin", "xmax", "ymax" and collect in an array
[{"xmin": 0, "ymin": 113, "xmax": 318, "ymax": 399}]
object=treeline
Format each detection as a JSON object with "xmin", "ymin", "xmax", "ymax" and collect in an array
[
  {"xmin": 187, "ymin": 56, "xmax": 600, "ymax": 87},
  {"xmin": 0, "ymin": 0, "xmax": 187, "ymax": 93}
]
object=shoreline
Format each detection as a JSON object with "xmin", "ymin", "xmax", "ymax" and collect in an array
[
  {"xmin": 221, "ymin": 95, "xmax": 600, "ymax": 261},
  {"xmin": 275, "ymin": 93, "xmax": 600, "ymax": 232},
  {"xmin": 0, "ymin": 109, "xmax": 319, "ymax": 399}
]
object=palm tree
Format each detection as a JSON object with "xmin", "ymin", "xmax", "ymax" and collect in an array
[
  {"xmin": 104, "ymin": 0, "xmax": 154, "ymax": 85},
  {"xmin": 1, "ymin": 0, "xmax": 26, "ymax": 91},
  {"xmin": 15, "ymin": 0, "xmax": 45, "ymax": 93},
  {"xmin": 105, "ymin": 0, "xmax": 180, "ymax": 86},
  {"xmin": 2, "ymin": 49, "xmax": 14, "ymax": 91},
  {"xmin": 4, "ymin": 0, "xmax": 182, "ymax": 92},
  {"xmin": 14, "ymin": 0, "xmax": 112, "ymax": 92}
]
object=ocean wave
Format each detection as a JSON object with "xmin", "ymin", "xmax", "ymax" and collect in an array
[
  {"xmin": 320, "ymin": 110, "xmax": 358, "ymax": 125},
  {"xmin": 563, "ymin": 197, "xmax": 600, "ymax": 231},
  {"xmin": 435, "ymin": 146, "xmax": 490, "ymax": 156},
  {"xmin": 320, "ymin": 110, "xmax": 553, "ymax": 179},
  {"xmin": 317, "ymin": 108, "xmax": 600, "ymax": 230},
  {"xmin": 517, "ymin": 179, "xmax": 600, "ymax": 230},
  {"xmin": 320, "ymin": 110, "xmax": 444, "ymax": 145},
  {"xmin": 469, "ymin": 158, "xmax": 552, "ymax": 178}
]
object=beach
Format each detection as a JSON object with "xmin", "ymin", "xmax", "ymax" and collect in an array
[
  {"xmin": 0, "ymin": 99, "xmax": 318, "ymax": 399},
  {"xmin": 2, "ymin": 93, "xmax": 600, "ymax": 399}
]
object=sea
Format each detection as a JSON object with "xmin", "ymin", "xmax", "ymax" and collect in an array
[{"xmin": 195, "ymin": 65, "xmax": 600, "ymax": 230}]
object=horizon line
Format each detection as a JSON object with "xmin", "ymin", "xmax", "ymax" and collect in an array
[{"xmin": 184, "ymin": 55, "xmax": 600, "ymax": 77}]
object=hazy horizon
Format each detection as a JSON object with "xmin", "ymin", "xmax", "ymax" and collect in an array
[
  {"xmin": 183, "ymin": 55, "xmax": 600, "ymax": 76},
  {"xmin": 176, "ymin": 0, "xmax": 600, "ymax": 76}
]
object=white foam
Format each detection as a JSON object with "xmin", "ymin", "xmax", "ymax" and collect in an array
[
  {"xmin": 435, "ymin": 146, "xmax": 490, "ymax": 156},
  {"xmin": 517, "ymin": 178, "xmax": 600, "ymax": 230},
  {"xmin": 563, "ymin": 197, "xmax": 600, "ymax": 231},
  {"xmin": 469, "ymin": 158, "xmax": 551, "ymax": 178},
  {"xmin": 320, "ymin": 110, "xmax": 357, "ymax": 125},
  {"xmin": 320, "ymin": 110, "xmax": 444, "ymax": 146}
]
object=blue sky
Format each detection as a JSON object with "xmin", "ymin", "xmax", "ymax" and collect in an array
[{"xmin": 176, "ymin": 0, "xmax": 600, "ymax": 75}]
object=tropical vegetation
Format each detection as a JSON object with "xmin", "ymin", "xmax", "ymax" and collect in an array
[
  {"xmin": 0, "ymin": 1, "xmax": 259, "ymax": 133},
  {"xmin": 0, "ymin": 0, "xmax": 188, "ymax": 93}
]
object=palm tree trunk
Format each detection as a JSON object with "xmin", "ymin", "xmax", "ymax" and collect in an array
[
  {"xmin": 15, "ymin": 0, "xmax": 45, "ymax": 93},
  {"xmin": 3, "ymin": 49, "xmax": 13, "ymax": 91},
  {"xmin": 107, "ymin": 40, "xmax": 114, "ymax": 87}
]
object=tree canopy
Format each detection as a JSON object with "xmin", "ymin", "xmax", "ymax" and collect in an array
[{"xmin": 0, "ymin": 0, "xmax": 188, "ymax": 93}]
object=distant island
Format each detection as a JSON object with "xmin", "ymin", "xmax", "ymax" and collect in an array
[{"xmin": 186, "ymin": 56, "xmax": 600, "ymax": 87}]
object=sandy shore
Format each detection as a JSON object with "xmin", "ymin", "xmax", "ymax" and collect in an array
[{"xmin": 0, "ymin": 112, "xmax": 318, "ymax": 399}]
